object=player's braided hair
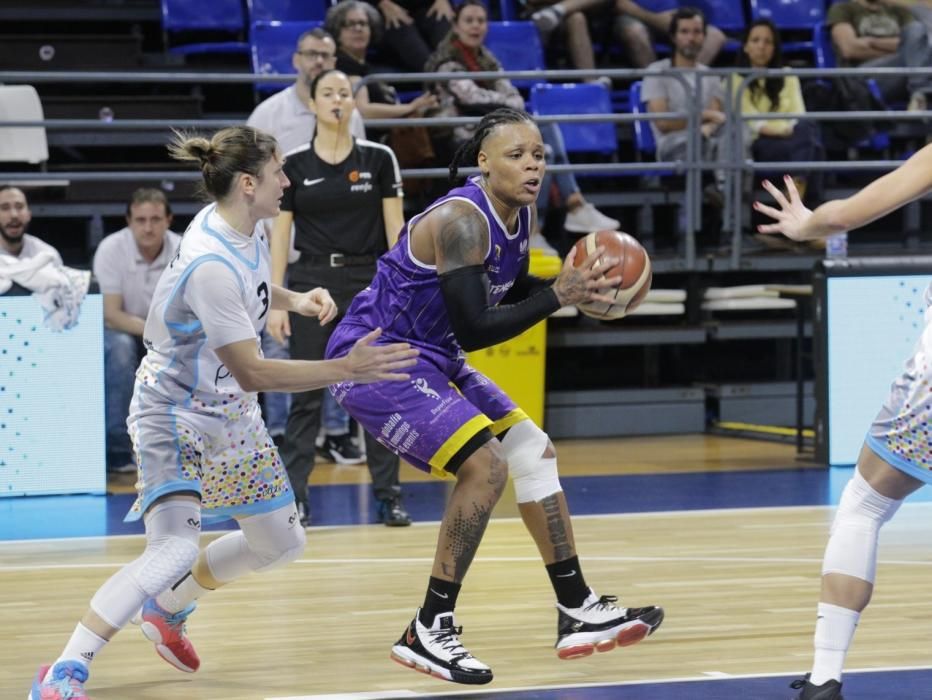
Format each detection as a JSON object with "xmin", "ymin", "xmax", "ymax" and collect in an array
[{"xmin": 448, "ymin": 107, "xmax": 535, "ymax": 184}]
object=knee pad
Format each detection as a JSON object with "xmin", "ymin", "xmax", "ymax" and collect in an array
[
  {"xmin": 822, "ymin": 470, "xmax": 902, "ymax": 583},
  {"xmin": 500, "ymin": 420, "xmax": 562, "ymax": 503},
  {"xmin": 207, "ymin": 503, "xmax": 306, "ymax": 582},
  {"xmin": 91, "ymin": 500, "xmax": 201, "ymax": 628}
]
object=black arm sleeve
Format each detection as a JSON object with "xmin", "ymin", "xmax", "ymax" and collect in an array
[
  {"xmin": 500, "ymin": 255, "xmax": 557, "ymax": 305},
  {"xmin": 439, "ymin": 265, "xmax": 561, "ymax": 352}
]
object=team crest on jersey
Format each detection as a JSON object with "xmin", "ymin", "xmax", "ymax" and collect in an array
[{"xmin": 412, "ymin": 377, "xmax": 441, "ymax": 400}]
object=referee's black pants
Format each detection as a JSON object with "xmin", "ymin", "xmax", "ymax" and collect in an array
[{"xmin": 279, "ymin": 262, "xmax": 401, "ymax": 510}]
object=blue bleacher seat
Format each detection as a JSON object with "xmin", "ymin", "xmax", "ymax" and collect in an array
[
  {"xmin": 749, "ymin": 0, "xmax": 825, "ymax": 61},
  {"xmin": 248, "ymin": 0, "xmax": 329, "ymax": 22},
  {"xmin": 638, "ymin": 0, "xmax": 677, "ymax": 11},
  {"xmin": 629, "ymin": 80, "xmax": 675, "ymax": 176},
  {"xmin": 749, "ymin": 0, "xmax": 825, "ymax": 27},
  {"xmin": 498, "ymin": 0, "xmax": 520, "ymax": 21},
  {"xmin": 251, "ymin": 20, "xmax": 323, "ymax": 94},
  {"xmin": 529, "ymin": 83, "xmax": 616, "ymax": 156},
  {"xmin": 484, "ymin": 21, "xmax": 545, "ymax": 88},
  {"xmin": 629, "ymin": 81, "xmax": 656, "ymax": 158},
  {"xmin": 161, "ymin": 0, "xmax": 250, "ymax": 57},
  {"xmin": 692, "ymin": 0, "xmax": 747, "ymax": 33}
]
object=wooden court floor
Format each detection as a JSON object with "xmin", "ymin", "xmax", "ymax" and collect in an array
[{"xmin": 4, "ymin": 436, "xmax": 932, "ymax": 699}]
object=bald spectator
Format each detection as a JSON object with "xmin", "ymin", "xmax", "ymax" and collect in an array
[{"xmin": 93, "ymin": 189, "xmax": 181, "ymax": 473}]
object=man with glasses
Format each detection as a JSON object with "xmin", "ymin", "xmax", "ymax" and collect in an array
[{"xmin": 247, "ymin": 27, "xmax": 365, "ymax": 154}]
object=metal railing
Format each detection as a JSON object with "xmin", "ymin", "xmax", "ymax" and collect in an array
[{"xmin": 2, "ymin": 65, "xmax": 928, "ymax": 270}]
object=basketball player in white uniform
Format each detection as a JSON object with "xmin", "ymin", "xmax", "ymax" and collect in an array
[
  {"xmin": 28, "ymin": 126, "xmax": 417, "ymax": 700},
  {"xmin": 756, "ymin": 151, "xmax": 932, "ymax": 700}
]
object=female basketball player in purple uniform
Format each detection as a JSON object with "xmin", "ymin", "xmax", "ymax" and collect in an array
[{"xmin": 325, "ymin": 107, "xmax": 664, "ymax": 685}]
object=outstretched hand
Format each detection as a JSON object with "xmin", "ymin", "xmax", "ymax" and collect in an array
[
  {"xmin": 345, "ymin": 328, "xmax": 419, "ymax": 383},
  {"xmin": 552, "ymin": 245, "xmax": 622, "ymax": 308},
  {"xmin": 753, "ymin": 175, "xmax": 814, "ymax": 241}
]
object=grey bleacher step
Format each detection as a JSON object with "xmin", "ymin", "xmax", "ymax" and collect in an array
[{"xmin": 0, "ymin": 34, "xmax": 143, "ymax": 70}]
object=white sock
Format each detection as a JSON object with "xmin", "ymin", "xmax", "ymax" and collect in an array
[
  {"xmin": 51, "ymin": 622, "xmax": 108, "ymax": 674},
  {"xmin": 810, "ymin": 602, "xmax": 860, "ymax": 685},
  {"xmin": 156, "ymin": 571, "xmax": 212, "ymax": 614}
]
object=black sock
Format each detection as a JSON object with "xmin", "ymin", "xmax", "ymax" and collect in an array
[
  {"xmin": 546, "ymin": 555, "xmax": 589, "ymax": 608},
  {"xmin": 418, "ymin": 576, "xmax": 462, "ymax": 626}
]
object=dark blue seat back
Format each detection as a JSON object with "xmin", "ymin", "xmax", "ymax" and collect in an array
[
  {"xmin": 251, "ymin": 20, "xmax": 323, "ymax": 93},
  {"xmin": 748, "ymin": 0, "xmax": 825, "ymax": 27},
  {"xmin": 162, "ymin": 0, "xmax": 246, "ymax": 33},
  {"xmin": 248, "ymin": 0, "xmax": 329, "ymax": 23},
  {"xmin": 629, "ymin": 81, "xmax": 656, "ymax": 157},
  {"xmin": 484, "ymin": 22, "xmax": 545, "ymax": 87},
  {"xmin": 529, "ymin": 83, "xmax": 616, "ymax": 156}
]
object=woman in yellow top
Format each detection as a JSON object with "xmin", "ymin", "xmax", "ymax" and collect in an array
[{"xmin": 731, "ymin": 19, "xmax": 823, "ymax": 203}]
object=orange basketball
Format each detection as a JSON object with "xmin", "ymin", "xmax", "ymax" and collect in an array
[{"xmin": 572, "ymin": 230, "xmax": 652, "ymax": 320}]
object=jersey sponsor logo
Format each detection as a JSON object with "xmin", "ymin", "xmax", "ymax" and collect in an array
[
  {"xmin": 412, "ymin": 377, "xmax": 441, "ymax": 400},
  {"xmin": 214, "ymin": 365, "xmax": 233, "ymax": 391},
  {"xmin": 303, "ymin": 177, "xmax": 325, "ymax": 186},
  {"xmin": 348, "ymin": 170, "xmax": 374, "ymax": 193},
  {"xmin": 494, "ymin": 244, "xmax": 502, "ymax": 260},
  {"xmin": 488, "ymin": 280, "xmax": 515, "ymax": 297},
  {"xmin": 520, "ymin": 238, "xmax": 529, "ymax": 253},
  {"xmin": 347, "ymin": 170, "xmax": 372, "ymax": 183}
]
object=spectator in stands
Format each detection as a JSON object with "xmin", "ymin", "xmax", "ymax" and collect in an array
[
  {"xmin": 524, "ymin": 0, "xmax": 607, "ymax": 82},
  {"xmin": 642, "ymin": 7, "xmax": 726, "ymax": 200},
  {"xmin": 614, "ymin": 0, "xmax": 726, "ymax": 68},
  {"xmin": 425, "ymin": 0, "xmax": 620, "ymax": 237},
  {"xmin": 731, "ymin": 20, "xmax": 824, "ymax": 207},
  {"xmin": 92, "ymin": 189, "xmax": 181, "ymax": 473},
  {"xmin": 247, "ymin": 26, "xmax": 366, "ymax": 463},
  {"xmin": 0, "ymin": 186, "xmax": 62, "ymax": 263},
  {"xmin": 247, "ymin": 26, "xmax": 365, "ymax": 154},
  {"xmin": 828, "ymin": 0, "xmax": 932, "ymax": 110},
  {"xmin": 326, "ymin": 0, "xmax": 439, "ymax": 126},
  {"xmin": 368, "ymin": 0, "xmax": 453, "ymax": 72}
]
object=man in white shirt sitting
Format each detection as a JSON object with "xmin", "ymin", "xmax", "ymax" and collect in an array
[
  {"xmin": 0, "ymin": 185, "xmax": 62, "ymax": 264},
  {"xmin": 92, "ymin": 188, "xmax": 181, "ymax": 473}
]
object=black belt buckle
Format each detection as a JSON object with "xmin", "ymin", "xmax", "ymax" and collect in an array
[{"xmin": 330, "ymin": 253, "xmax": 345, "ymax": 268}]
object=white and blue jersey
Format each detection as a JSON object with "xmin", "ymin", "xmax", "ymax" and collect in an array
[{"xmin": 125, "ymin": 204, "xmax": 293, "ymax": 523}]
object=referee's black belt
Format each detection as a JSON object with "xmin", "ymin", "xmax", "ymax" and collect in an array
[{"xmin": 300, "ymin": 253, "xmax": 378, "ymax": 268}]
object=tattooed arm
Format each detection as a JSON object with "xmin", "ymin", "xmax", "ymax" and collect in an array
[{"xmin": 431, "ymin": 202, "xmax": 561, "ymax": 351}]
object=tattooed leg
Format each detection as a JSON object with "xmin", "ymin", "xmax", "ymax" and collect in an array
[
  {"xmin": 431, "ymin": 443, "xmax": 509, "ymax": 582},
  {"xmin": 516, "ymin": 446, "xmax": 578, "ymax": 564},
  {"xmin": 519, "ymin": 492, "xmax": 578, "ymax": 564}
]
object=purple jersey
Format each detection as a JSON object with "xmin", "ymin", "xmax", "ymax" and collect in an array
[{"xmin": 336, "ymin": 176, "xmax": 531, "ymax": 356}]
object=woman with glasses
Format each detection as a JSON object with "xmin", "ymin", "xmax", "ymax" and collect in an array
[{"xmin": 325, "ymin": 0, "xmax": 438, "ymax": 125}]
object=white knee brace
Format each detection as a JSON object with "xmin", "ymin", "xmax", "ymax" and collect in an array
[
  {"xmin": 205, "ymin": 503, "xmax": 306, "ymax": 583},
  {"xmin": 500, "ymin": 420, "xmax": 562, "ymax": 503},
  {"xmin": 91, "ymin": 499, "xmax": 201, "ymax": 629},
  {"xmin": 822, "ymin": 470, "xmax": 902, "ymax": 583}
]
